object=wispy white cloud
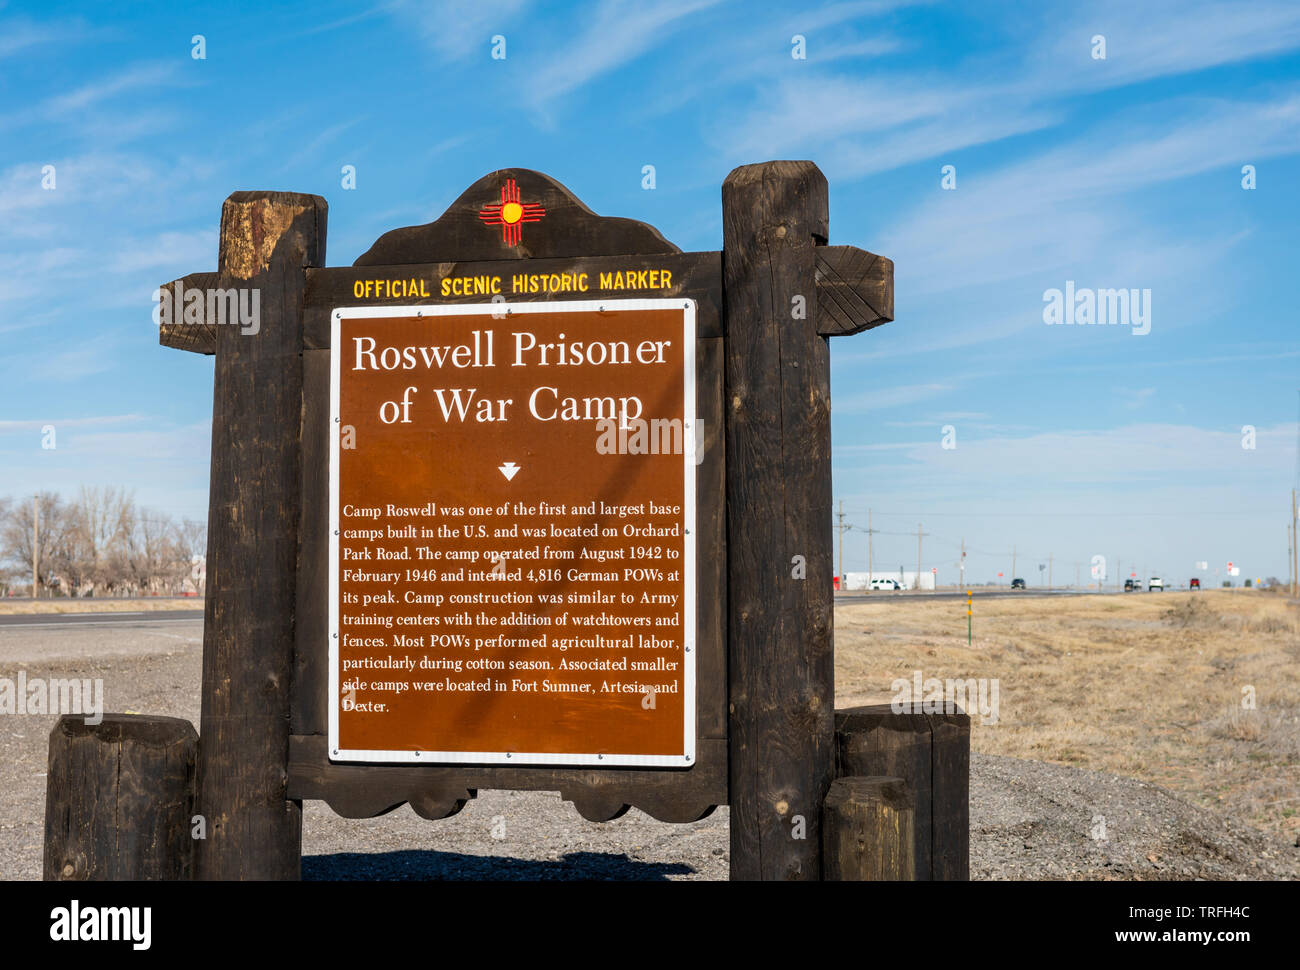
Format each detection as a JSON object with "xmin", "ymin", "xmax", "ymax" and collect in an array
[
  {"xmin": 525, "ymin": 0, "xmax": 724, "ymax": 106},
  {"xmin": 0, "ymin": 15, "xmax": 96, "ymax": 59},
  {"xmin": 1114, "ymin": 386, "xmax": 1156, "ymax": 410},
  {"xmin": 876, "ymin": 92, "xmax": 1300, "ymax": 301},
  {"xmin": 835, "ymin": 381, "xmax": 955, "ymax": 413},
  {"xmin": 1028, "ymin": 0, "xmax": 1300, "ymax": 95},
  {"xmin": 40, "ymin": 62, "xmax": 178, "ymax": 117},
  {"xmin": 844, "ymin": 422, "xmax": 1299, "ymax": 485},
  {"xmin": 275, "ymin": 116, "xmax": 366, "ymax": 174},
  {"xmin": 390, "ymin": 0, "xmax": 532, "ymax": 62},
  {"xmin": 0, "ymin": 414, "xmax": 147, "ymax": 432}
]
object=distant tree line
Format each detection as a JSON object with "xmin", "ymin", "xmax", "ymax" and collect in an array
[{"xmin": 0, "ymin": 488, "xmax": 205, "ymax": 598}]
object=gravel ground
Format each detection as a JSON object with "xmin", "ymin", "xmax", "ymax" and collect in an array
[
  {"xmin": 971, "ymin": 753, "xmax": 1300, "ymax": 880},
  {"xmin": 2, "ymin": 617, "xmax": 1297, "ymax": 880}
]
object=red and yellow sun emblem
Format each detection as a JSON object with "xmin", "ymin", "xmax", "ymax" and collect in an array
[{"xmin": 478, "ymin": 178, "xmax": 545, "ymax": 246}]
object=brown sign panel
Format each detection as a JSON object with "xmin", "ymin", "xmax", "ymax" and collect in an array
[{"xmin": 329, "ymin": 300, "xmax": 696, "ymax": 766}]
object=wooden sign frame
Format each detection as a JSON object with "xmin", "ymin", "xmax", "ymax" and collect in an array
[
  {"xmin": 158, "ymin": 163, "xmax": 895, "ymax": 880},
  {"xmin": 285, "ymin": 175, "xmax": 730, "ymax": 823}
]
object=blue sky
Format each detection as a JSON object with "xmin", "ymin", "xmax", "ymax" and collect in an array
[{"xmin": 1, "ymin": 0, "xmax": 1297, "ymax": 585}]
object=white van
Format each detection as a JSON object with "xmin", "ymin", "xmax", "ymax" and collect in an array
[{"xmin": 870, "ymin": 578, "xmax": 901, "ymax": 591}]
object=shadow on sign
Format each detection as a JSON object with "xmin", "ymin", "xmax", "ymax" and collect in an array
[{"xmin": 302, "ymin": 849, "xmax": 700, "ymax": 881}]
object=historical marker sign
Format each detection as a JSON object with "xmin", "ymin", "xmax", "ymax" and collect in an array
[
  {"xmin": 329, "ymin": 299, "xmax": 696, "ymax": 766},
  {"xmin": 155, "ymin": 163, "xmax": 896, "ymax": 878}
]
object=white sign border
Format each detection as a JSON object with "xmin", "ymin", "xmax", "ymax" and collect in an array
[{"xmin": 328, "ymin": 298, "xmax": 697, "ymax": 768}]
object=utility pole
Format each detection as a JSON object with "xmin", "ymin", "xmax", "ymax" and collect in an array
[
  {"xmin": 836, "ymin": 500, "xmax": 845, "ymax": 588},
  {"xmin": 32, "ymin": 495, "xmax": 39, "ymax": 599},
  {"xmin": 916, "ymin": 523, "xmax": 928, "ymax": 592},
  {"xmin": 1292, "ymin": 489, "xmax": 1298, "ymax": 599},
  {"xmin": 1011, "ymin": 545, "xmax": 1016, "ymax": 581},
  {"xmin": 1047, "ymin": 553, "xmax": 1053, "ymax": 590},
  {"xmin": 1074, "ymin": 562, "xmax": 1080, "ymax": 590},
  {"xmin": 867, "ymin": 508, "xmax": 874, "ymax": 592},
  {"xmin": 960, "ymin": 537, "xmax": 966, "ymax": 590}
]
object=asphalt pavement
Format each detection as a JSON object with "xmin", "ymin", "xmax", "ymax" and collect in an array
[{"xmin": 0, "ymin": 610, "xmax": 204, "ymax": 628}]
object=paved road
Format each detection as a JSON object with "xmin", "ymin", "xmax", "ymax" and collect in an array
[
  {"xmin": 0, "ymin": 593, "xmax": 1145, "ymax": 620},
  {"xmin": 0, "ymin": 610, "xmax": 204, "ymax": 628},
  {"xmin": 834, "ymin": 588, "xmax": 1141, "ymax": 603}
]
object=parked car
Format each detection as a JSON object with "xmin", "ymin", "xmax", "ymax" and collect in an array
[
  {"xmin": 1011, "ymin": 578, "xmax": 1026, "ymax": 589},
  {"xmin": 1189, "ymin": 577, "xmax": 1200, "ymax": 590},
  {"xmin": 869, "ymin": 578, "xmax": 901, "ymax": 591},
  {"xmin": 1124, "ymin": 578, "xmax": 1139, "ymax": 591},
  {"xmin": 1148, "ymin": 577, "xmax": 1164, "ymax": 591}
]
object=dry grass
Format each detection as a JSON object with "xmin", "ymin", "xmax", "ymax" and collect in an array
[
  {"xmin": 834, "ymin": 589, "xmax": 1300, "ymax": 838},
  {"xmin": 0, "ymin": 597, "xmax": 201, "ymax": 615}
]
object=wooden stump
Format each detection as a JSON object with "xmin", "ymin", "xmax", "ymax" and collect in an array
[
  {"xmin": 44, "ymin": 714, "xmax": 197, "ymax": 881},
  {"xmin": 821, "ymin": 776, "xmax": 914, "ymax": 880},
  {"xmin": 835, "ymin": 704, "xmax": 970, "ymax": 880}
]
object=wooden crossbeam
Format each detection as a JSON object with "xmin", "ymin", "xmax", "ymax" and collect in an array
[
  {"xmin": 157, "ymin": 272, "xmax": 220, "ymax": 355},
  {"xmin": 815, "ymin": 245, "xmax": 893, "ymax": 336},
  {"xmin": 159, "ymin": 246, "xmax": 892, "ymax": 356}
]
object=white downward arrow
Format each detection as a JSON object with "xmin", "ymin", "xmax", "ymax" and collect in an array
[{"xmin": 498, "ymin": 461, "xmax": 521, "ymax": 481}]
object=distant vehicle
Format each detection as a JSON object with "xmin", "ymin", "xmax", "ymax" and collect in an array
[
  {"xmin": 870, "ymin": 578, "xmax": 901, "ymax": 591},
  {"xmin": 1189, "ymin": 577, "xmax": 1200, "ymax": 590},
  {"xmin": 1124, "ymin": 578, "xmax": 1139, "ymax": 591},
  {"xmin": 1148, "ymin": 577, "xmax": 1164, "ymax": 591},
  {"xmin": 1010, "ymin": 578, "xmax": 1026, "ymax": 589}
]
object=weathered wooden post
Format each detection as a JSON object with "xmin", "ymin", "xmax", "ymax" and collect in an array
[
  {"xmin": 192, "ymin": 192, "xmax": 327, "ymax": 880},
  {"xmin": 822, "ymin": 776, "xmax": 915, "ymax": 880},
  {"xmin": 44, "ymin": 714, "xmax": 197, "ymax": 880},
  {"xmin": 722, "ymin": 161, "xmax": 835, "ymax": 880},
  {"xmin": 835, "ymin": 703, "xmax": 970, "ymax": 879}
]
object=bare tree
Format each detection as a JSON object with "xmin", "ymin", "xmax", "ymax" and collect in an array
[
  {"xmin": 0, "ymin": 492, "xmax": 73, "ymax": 595},
  {"xmin": 0, "ymin": 496, "xmax": 13, "ymax": 594},
  {"xmin": 177, "ymin": 517, "xmax": 208, "ymax": 595},
  {"xmin": 54, "ymin": 486, "xmax": 137, "ymax": 595},
  {"xmin": 1, "ymin": 490, "xmax": 206, "ymax": 596}
]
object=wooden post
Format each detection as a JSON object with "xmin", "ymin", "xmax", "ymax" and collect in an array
[
  {"xmin": 193, "ymin": 191, "xmax": 327, "ymax": 880},
  {"xmin": 835, "ymin": 703, "xmax": 970, "ymax": 879},
  {"xmin": 44, "ymin": 714, "xmax": 197, "ymax": 880},
  {"xmin": 723, "ymin": 160, "xmax": 834, "ymax": 880},
  {"xmin": 822, "ymin": 776, "xmax": 914, "ymax": 880}
]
